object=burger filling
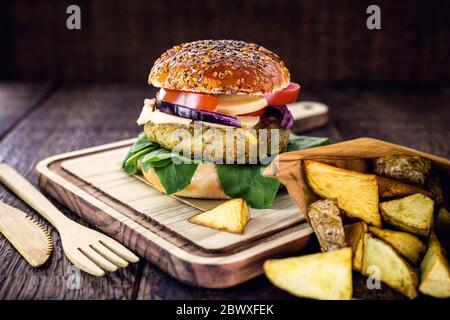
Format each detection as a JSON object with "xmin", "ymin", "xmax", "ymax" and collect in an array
[{"xmin": 124, "ymin": 83, "xmax": 331, "ymax": 208}]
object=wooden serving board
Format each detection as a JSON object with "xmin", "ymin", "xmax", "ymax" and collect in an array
[{"xmin": 36, "ymin": 139, "xmax": 312, "ymax": 288}]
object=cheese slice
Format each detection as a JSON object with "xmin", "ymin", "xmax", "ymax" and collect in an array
[{"xmin": 216, "ymin": 95, "xmax": 267, "ymax": 115}]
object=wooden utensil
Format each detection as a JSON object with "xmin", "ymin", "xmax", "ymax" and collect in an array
[
  {"xmin": 0, "ymin": 201, "xmax": 53, "ymax": 267},
  {"xmin": 0, "ymin": 164, "xmax": 139, "ymax": 276},
  {"xmin": 288, "ymin": 101, "xmax": 329, "ymax": 133}
]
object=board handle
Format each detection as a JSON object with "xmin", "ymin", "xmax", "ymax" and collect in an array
[{"xmin": 0, "ymin": 164, "xmax": 71, "ymax": 229}]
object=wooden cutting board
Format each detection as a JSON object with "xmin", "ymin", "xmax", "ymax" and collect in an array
[{"xmin": 36, "ymin": 139, "xmax": 312, "ymax": 288}]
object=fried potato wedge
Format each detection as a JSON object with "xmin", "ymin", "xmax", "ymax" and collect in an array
[
  {"xmin": 361, "ymin": 233, "xmax": 418, "ymax": 299},
  {"xmin": 376, "ymin": 176, "xmax": 433, "ymax": 199},
  {"xmin": 264, "ymin": 248, "xmax": 353, "ymax": 300},
  {"xmin": 188, "ymin": 198, "xmax": 250, "ymax": 234},
  {"xmin": 436, "ymin": 207, "xmax": 450, "ymax": 233},
  {"xmin": 369, "ymin": 226, "xmax": 425, "ymax": 264},
  {"xmin": 344, "ymin": 222, "xmax": 368, "ymax": 271},
  {"xmin": 308, "ymin": 199, "xmax": 346, "ymax": 252},
  {"xmin": 373, "ymin": 155, "xmax": 431, "ymax": 186},
  {"xmin": 305, "ymin": 160, "xmax": 381, "ymax": 226},
  {"xmin": 379, "ymin": 193, "xmax": 434, "ymax": 236},
  {"xmin": 419, "ymin": 232, "xmax": 450, "ymax": 298}
]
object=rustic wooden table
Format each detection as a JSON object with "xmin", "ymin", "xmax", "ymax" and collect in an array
[{"xmin": 0, "ymin": 82, "xmax": 449, "ymax": 299}]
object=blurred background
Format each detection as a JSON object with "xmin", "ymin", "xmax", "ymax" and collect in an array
[{"xmin": 1, "ymin": 0, "xmax": 449, "ymax": 86}]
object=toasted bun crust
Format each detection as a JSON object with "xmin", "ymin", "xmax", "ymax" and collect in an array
[
  {"xmin": 142, "ymin": 164, "xmax": 231, "ymax": 199},
  {"xmin": 149, "ymin": 40, "xmax": 290, "ymax": 95}
]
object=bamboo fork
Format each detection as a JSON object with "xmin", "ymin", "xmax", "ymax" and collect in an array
[{"xmin": 0, "ymin": 164, "xmax": 139, "ymax": 276}]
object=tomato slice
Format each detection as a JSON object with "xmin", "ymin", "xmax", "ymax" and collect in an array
[
  {"xmin": 157, "ymin": 88, "xmax": 218, "ymax": 112},
  {"xmin": 264, "ymin": 82, "xmax": 300, "ymax": 105}
]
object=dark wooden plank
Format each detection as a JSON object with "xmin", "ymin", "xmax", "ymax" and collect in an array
[
  {"xmin": 324, "ymin": 86, "xmax": 450, "ymax": 158},
  {"xmin": 0, "ymin": 84, "xmax": 150, "ymax": 299},
  {"xmin": 0, "ymin": 82, "xmax": 53, "ymax": 139},
  {"xmin": 136, "ymin": 262, "xmax": 293, "ymax": 300}
]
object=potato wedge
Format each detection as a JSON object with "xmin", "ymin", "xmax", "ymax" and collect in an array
[
  {"xmin": 379, "ymin": 193, "xmax": 434, "ymax": 236},
  {"xmin": 188, "ymin": 198, "xmax": 250, "ymax": 234},
  {"xmin": 305, "ymin": 160, "xmax": 381, "ymax": 226},
  {"xmin": 436, "ymin": 207, "xmax": 450, "ymax": 233},
  {"xmin": 361, "ymin": 233, "xmax": 418, "ymax": 299},
  {"xmin": 419, "ymin": 232, "xmax": 450, "ymax": 298},
  {"xmin": 369, "ymin": 226, "xmax": 425, "ymax": 264},
  {"xmin": 308, "ymin": 199, "xmax": 346, "ymax": 252},
  {"xmin": 344, "ymin": 222, "xmax": 368, "ymax": 271},
  {"xmin": 263, "ymin": 248, "xmax": 352, "ymax": 300},
  {"xmin": 376, "ymin": 176, "xmax": 433, "ymax": 199},
  {"xmin": 373, "ymin": 155, "xmax": 431, "ymax": 186}
]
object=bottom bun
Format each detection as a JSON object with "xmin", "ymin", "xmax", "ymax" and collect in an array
[{"xmin": 142, "ymin": 163, "xmax": 231, "ymax": 199}]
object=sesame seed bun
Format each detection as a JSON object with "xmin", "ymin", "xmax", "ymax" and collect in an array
[{"xmin": 149, "ymin": 40, "xmax": 290, "ymax": 95}]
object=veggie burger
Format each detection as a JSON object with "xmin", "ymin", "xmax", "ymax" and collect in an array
[{"xmin": 123, "ymin": 40, "xmax": 326, "ymax": 208}]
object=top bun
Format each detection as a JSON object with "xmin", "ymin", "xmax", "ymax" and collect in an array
[{"xmin": 149, "ymin": 40, "xmax": 290, "ymax": 95}]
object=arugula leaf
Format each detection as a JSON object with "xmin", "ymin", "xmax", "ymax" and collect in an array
[
  {"xmin": 153, "ymin": 163, "xmax": 199, "ymax": 194},
  {"xmin": 216, "ymin": 164, "xmax": 280, "ymax": 209},
  {"xmin": 122, "ymin": 132, "xmax": 158, "ymax": 174},
  {"xmin": 287, "ymin": 134, "xmax": 331, "ymax": 152}
]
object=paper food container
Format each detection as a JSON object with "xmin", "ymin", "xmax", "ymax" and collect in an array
[{"xmin": 264, "ymin": 137, "xmax": 450, "ymax": 219}]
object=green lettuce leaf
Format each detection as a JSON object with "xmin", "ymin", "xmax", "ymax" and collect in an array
[
  {"xmin": 216, "ymin": 164, "xmax": 280, "ymax": 209},
  {"xmin": 287, "ymin": 134, "xmax": 331, "ymax": 152},
  {"xmin": 153, "ymin": 163, "xmax": 199, "ymax": 194},
  {"xmin": 122, "ymin": 132, "xmax": 159, "ymax": 174}
]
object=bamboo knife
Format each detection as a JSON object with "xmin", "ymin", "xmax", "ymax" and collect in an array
[{"xmin": 0, "ymin": 201, "xmax": 53, "ymax": 267}]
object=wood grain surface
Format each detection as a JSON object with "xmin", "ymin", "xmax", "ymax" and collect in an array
[
  {"xmin": 0, "ymin": 82, "xmax": 449, "ymax": 299},
  {"xmin": 0, "ymin": 83, "xmax": 52, "ymax": 138}
]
